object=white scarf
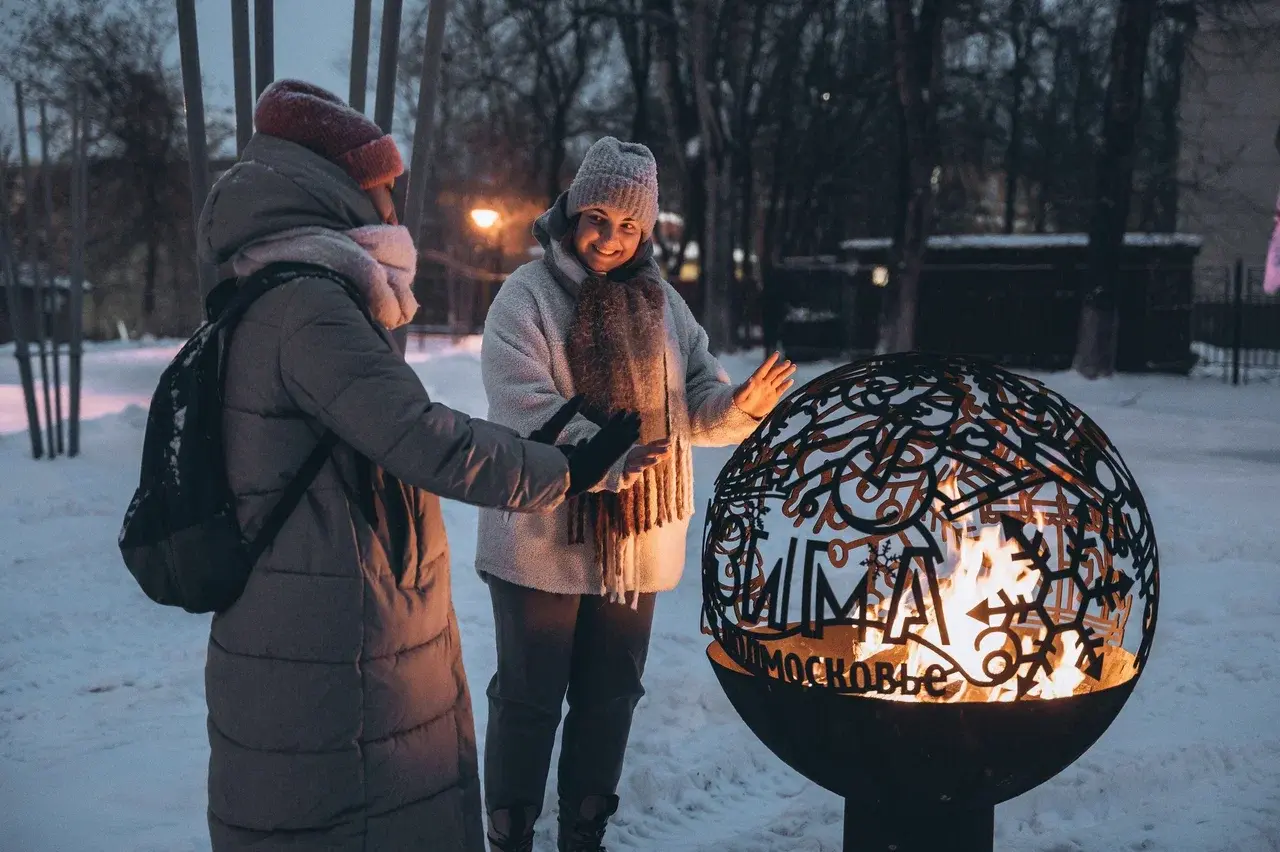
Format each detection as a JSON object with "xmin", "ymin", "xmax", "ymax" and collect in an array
[{"xmin": 231, "ymin": 224, "xmax": 420, "ymax": 329}]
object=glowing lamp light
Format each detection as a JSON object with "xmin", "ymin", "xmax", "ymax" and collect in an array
[{"xmin": 470, "ymin": 208, "xmax": 501, "ymax": 230}]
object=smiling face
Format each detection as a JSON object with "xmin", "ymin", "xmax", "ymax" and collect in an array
[{"xmin": 572, "ymin": 206, "xmax": 643, "ymax": 274}]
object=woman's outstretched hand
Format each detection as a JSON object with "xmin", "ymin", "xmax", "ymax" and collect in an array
[
  {"xmin": 561, "ymin": 411, "xmax": 642, "ymax": 496},
  {"xmin": 618, "ymin": 438, "xmax": 670, "ymax": 489},
  {"xmin": 529, "ymin": 394, "xmax": 585, "ymax": 444},
  {"xmin": 733, "ymin": 352, "xmax": 797, "ymax": 420}
]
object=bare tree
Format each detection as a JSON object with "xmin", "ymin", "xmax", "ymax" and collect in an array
[
  {"xmin": 1073, "ymin": 0, "xmax": 1159, "ymax": 378},
  {"xmin": 688, "ymin": 0, "xmax": 734, "ymax": 351},
  {"xmin": 3, "ymin": 0, "xmax": 229, "ymax": 334},
  {"xmin": 503, "ymin": 0, "xmax": 611, "ymax": 204},
  {"xmin": 879, "ymin": 0, "xmax": 948, "ymax": 354},
  {"xmin": 608, "ymin": 0, "xmax": 659, "ymax": 144},
  {"xmin": 1137, "ymin": 1, "xmax": 1196, "ymax": 232},
  {"xmin": 647, "ymin": 0, "xmax": 704, "ymax": 284},
  {"xmin": 392, "ymin": 0, "xmax": 1224, "ymax": 365},
  {"xmin": 1002, "ymin": 0, "xmax": 1037, "ymax": 232}
]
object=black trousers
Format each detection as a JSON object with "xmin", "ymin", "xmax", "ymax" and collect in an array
[{"xmin": 483, "ymin": 574, "xmax": 657, "ymax": 813}]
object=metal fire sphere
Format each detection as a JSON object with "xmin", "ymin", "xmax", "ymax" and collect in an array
[{"xmin": 701, "ymin": 353, "xmax": 1158, "ymax": 852}]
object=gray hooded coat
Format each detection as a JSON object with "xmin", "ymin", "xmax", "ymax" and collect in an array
[{"xmin": 197, "ymin": 134, "xmax": 571, "ymax": 851}]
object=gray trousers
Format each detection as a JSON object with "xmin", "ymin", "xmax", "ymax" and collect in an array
[{"xmin": 483, "ymin": 574, "xmax": 656, "ymax": 812}]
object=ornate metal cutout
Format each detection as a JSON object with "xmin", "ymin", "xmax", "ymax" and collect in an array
[{"xmin": 702, "ymin": 353, "xmax": 1158, "ymax": 703}]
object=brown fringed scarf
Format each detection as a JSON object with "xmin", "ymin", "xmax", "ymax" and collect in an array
[{"xmin": 563, "ymin": 244, "xmax": 693, "ymax": 601}]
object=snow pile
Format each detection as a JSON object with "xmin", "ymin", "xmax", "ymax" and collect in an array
[{"xmin": 2, "ymin": 339, "xmax": 1279, "ymax": 851}]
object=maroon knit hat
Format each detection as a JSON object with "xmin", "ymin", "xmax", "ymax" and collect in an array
[{"xmin": 253, "ymin": 79, "xmax": 403, "ymax": 190}]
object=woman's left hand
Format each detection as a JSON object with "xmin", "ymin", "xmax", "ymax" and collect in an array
[{"xmin": 733, "ymin": 352, "xmax": 797, "ymax": 420}]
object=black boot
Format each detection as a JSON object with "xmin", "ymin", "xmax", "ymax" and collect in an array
[
  {"xmin": 557, "ymin": 794, "xmax": 619, "ymax": 852},
  {"xmin": 488, "ymin": 805, "xmax": 540, "ymax": 852}
]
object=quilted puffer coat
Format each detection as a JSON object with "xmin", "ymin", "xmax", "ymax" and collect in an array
[{"xmin": 197, "ymin": 133, "xmax": 570, "ymax": 851}]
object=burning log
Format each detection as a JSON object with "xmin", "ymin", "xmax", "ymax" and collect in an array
[{"xmin": 702, "ymin": 352, "xmax": 1158, "ymax": 851}]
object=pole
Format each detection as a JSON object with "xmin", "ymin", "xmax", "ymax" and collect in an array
[
  {"xmin": 68, "ymin": 87, "xmax": 87, "ymax": 457},
  {"xmin": 254, "ymin": 0, "xmax": 275, "ymax": 98},
  {"xmin": 231, "ymin": 0, "xmax": 253, "ymax": 153},
  {"xmin": 14, "ymin": 85, "xmax": 56, "ymax": 458},
  {"xmin": 0, "ymin": 159, "xmax": 43, "ymax": 459},
  {"xmin": 397, "ymin": 0, "xmax": 451, "ymax": 352},
  {"xmin": 1230, "ymin": 257, "xmax": 1244, "ymax": 386},
  {"xmin": 402, "ymin": 0, "xmax": 451, "ymax": 243},
  {"xmin": 350, "ymin": 0, "xmax": 373, "ymax": 113},
  {"xmin": 373, "ymin": 0, "xmax": 405, "ymax": 134},
  {"xmin": 445, "ymin": 264, "xmax": 458, "ymax": 338},
  {"xmin": 38, "ymin": 101, "xmax": 64, "ymax": 456},
  {"xmin": 373, "ymin": 0, "xmax": 407, "ymax": 349},
  {"xmin": 175, "ymin": 0, "xmax": 218, "ymax": 299},
  {"xmin": 844, "ymin": 800, "xmax": 994, "ymax": 852}
]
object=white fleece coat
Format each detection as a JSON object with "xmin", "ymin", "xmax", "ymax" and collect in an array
[{"xmin": 474, "ymin": 248, "xmax": 759, "ymax": 595}]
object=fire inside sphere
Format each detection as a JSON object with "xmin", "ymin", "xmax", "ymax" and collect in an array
[{"xmin": 702, "ymin": 353, "xmax": 1158, "ymax": 705}]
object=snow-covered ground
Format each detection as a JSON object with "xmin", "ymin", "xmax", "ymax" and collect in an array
[{"xmin": 2, "ymin": 337, "xmax": 1279, "ymax": 852}]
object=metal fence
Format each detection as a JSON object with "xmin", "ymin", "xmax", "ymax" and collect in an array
[
  {"xmin": 770, "ymin": 254, "xmax": 1196, "ymax": 372},
  {"xmin": 1190, "ymin": 263, "xmax": 1279, "ymax": 384},
  {"xmin": 405, "ymin": 247, "xmax": 506, "ymax": 340}
]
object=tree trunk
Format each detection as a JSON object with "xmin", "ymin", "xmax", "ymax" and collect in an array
[
  {"xmin": 632, "ymin": 87, "xmax": 650, "ymax": 142},
  {"xmin": 1151, "ymin": 4, "xmax": 1194, "ymax": 232},
  {"xmin": 142, "ymin": 226, "xmax": 159, "ymax": 318},
  {"xmin": 697, "ymin": 142, "xmax": 734, "ymax": 353},
  {"xmin": 1069, "ymin": 27, "xmax": 1095, "ymax": 228},
  {"xmin": 736, "ymin": 150, "xmax": 755, "ymax": 348},
  {"xmin": 711, "ymin": 161, "xmax": 735, "ymax": 351},
  {"xmin": 878, "ymin": 0, "xmax": 945, "ymax": 355},
  {"xmin": 1073, "ymin": 0, "xmax": 1159, "ymax": 378},
  {"xmin": 647, "ymin": 0, "xmax": 705, "ymax": 296},
  {"xmin": 1004, "ymin": 0, "xmax": 1028, "ymax": 234},
  {"xmin": 630, "ymin": 24, "xmax": 652, "ymax": 144},
  {"xmin": 614, "ymin": 2, "xmax": 654, "ymax": 144},
  {"xmin": 691, "ymin": 0, "xmax": 733, "ymax": 353},
  {"xmin": 1035, "ymin": 29, "xmax": 1071, "ymax": 233},
  {"xmin": 548, "ymin": 104, "xmax": 569, "ymax": 207}
]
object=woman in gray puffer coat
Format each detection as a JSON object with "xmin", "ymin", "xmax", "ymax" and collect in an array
[
  {"xmin": 197, "ymin": 81, "xmax": 633, "ymax": 852},
  {"xmin": 476, "ymin": 138, "xmax": 796, "ymax": 851}
]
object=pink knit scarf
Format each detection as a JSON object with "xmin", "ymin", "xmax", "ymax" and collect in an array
[{"xmin": 231, "ymin": 224, "xmax": 420, "ymax": 329}]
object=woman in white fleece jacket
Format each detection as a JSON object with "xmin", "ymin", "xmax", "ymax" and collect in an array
[{"xmin": 475, "ymin": 137, "xmax": 794, "ymax": 852}]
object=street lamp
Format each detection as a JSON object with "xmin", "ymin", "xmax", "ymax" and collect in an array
[
  {"xmin": 465, "ymin": 208, "xmax": 504, "ymax": 332},
  {"xmin": 470, "ymin": 208, "xmax": 500, "ymax": 230}
]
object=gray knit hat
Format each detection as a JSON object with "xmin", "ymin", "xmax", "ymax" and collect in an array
[{"xmin": 567, "ymin": 137, "xmax": 660, "ymax": 237}]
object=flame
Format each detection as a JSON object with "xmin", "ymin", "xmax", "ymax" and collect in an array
[
  {"xmin": 855, "ymin": 476, "xmax": 1090, "ymax": 703},
  {"xmin": 1038, "ymin": 631, "xmax": 1086, "ymax": 699}
]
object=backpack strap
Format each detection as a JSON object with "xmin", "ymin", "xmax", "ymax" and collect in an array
[
  {"xmin": 223, "ymin": 261, "xmax": 386, "ymax": 563},
  {"xmin": 244, "ymin": 429, "xmax": 342, "ymax": 563}
]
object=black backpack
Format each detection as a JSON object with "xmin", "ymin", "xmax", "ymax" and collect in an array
[{"xmin": 118, "ymin": 262, "xmax": 368, "ymax": 614}]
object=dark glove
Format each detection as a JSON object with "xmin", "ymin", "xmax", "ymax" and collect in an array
[
  {"xmin": 529, "ymin": 394, "xmax": 585, "ymax": 444},
  {"xmin": 560, "ymin": 411, "xmax": 641, "ymax": 496}
]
